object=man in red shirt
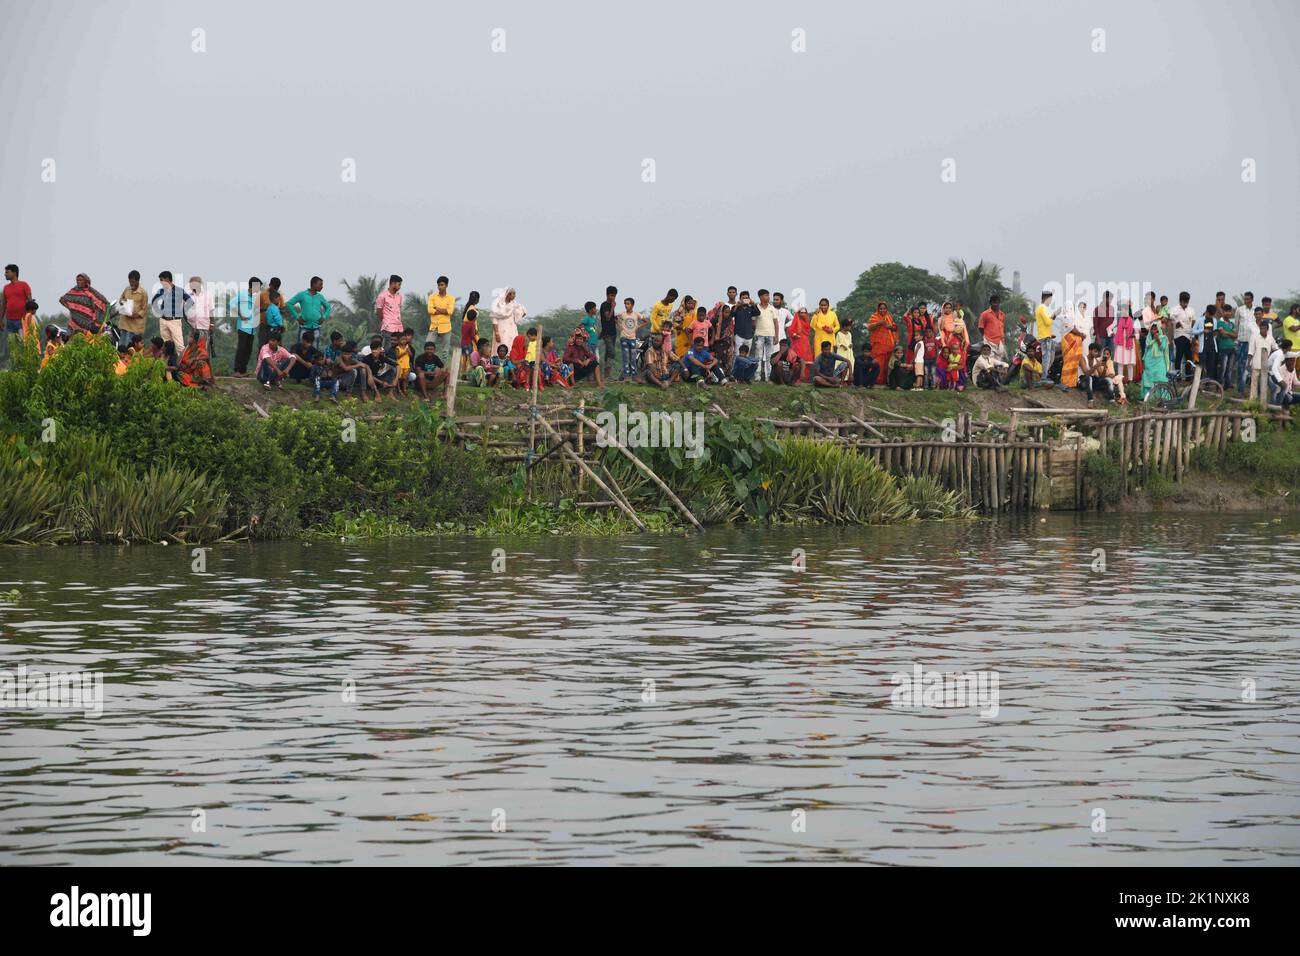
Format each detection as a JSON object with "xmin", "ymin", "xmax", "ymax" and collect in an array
[
  {"xmin": 1092, "ymin": 290, "xmax": 1115, "ymax": 354},
  {"xmin": 3, "ymin": 264, "xmax": 34, "ymax": 370},
  {"xmin": 978, "ymin": 295, "xmax": 1006, "ymax": 361}
]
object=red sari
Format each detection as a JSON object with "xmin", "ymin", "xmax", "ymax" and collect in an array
[{"xmin": 508, "ymin": 335, "xmax": 531, "ymax": 388}]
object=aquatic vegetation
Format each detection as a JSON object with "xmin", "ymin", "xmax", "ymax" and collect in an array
[
  {"xmin": 898, "ymin": 474, "xmax": 975, "ymax": 520},
  {"xmin": 761, "ymin": 437, "xmax": 912, "ymax": 524}
]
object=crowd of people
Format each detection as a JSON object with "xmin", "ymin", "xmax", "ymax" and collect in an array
[{"xmin": 3, "ymin": 265, "xmax": 1297, "ymax": 409}]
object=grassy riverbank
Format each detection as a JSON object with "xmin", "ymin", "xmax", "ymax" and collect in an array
[
  {"xmin": 0, "ymin": 334, "xmax": 974, "ymax": 544},
  {"xmin": 1, "ymin": 335, "xmax": 1289, "ymax": 543}
]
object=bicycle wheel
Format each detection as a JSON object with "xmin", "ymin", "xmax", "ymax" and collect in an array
[
  {"xmin": 1198, "ymin": 378, "xmax": 1225, "ymax": 409},
  {"xmin": 1145, "ymin": 382, "xmax": 1177, "ymax": 408}
]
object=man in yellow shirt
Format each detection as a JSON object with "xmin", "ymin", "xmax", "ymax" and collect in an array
[
  {"xmin": 650, "ymin": 288, "xmax": 678, "ymax": 338},
  {"xmin": 426, "ymin": 275, "xmax": 456, "ymax": 360},
  {"xmin": 1034, "ymin": 290, "xmax": 1058, "ymax": 383}
]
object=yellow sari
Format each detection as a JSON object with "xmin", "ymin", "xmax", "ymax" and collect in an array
[{"xmin": 1060, "ymin": 329, "xmax": 1085, "ymax": 387}]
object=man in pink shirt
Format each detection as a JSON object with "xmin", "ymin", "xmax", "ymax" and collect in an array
[
  {"xmin": 375, "ymin": 274, "xmax": 404, "ymax": 349},
  {"xmin": 187, "ymin": 275, "xmax": 215, "ymax": 357}
]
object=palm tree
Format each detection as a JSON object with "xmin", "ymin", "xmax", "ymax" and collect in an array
[
  {"xmin": 947, "ymin": 258, "xmax": 1006, "ymax": 313},
  {"xmin": 339, "ymin": 274, "xmax": 386, "ymax": 331}
]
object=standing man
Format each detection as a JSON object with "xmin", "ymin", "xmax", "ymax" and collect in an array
[
  {"xmin": 1169, "ymin": 291, "xmax": 1196, "ymax": 377},
  {"xmin": 598, "ymin": 285, "xmax": 619, "ymax": 380},
  {"xmin": 231, "ymin": 277, "xmax": 262, "ymax": 376},
  {"xmin": 1235, "ymin": 291, "xmax": 1256, "ymax": 395},
  {"xmin": 753, "ymin": 289, "xmax": 778, "ymax": 381},
  {"xmin": 979, "ymin": 295, "xmax": 1007, "ymax": 361},
  {"xmin": 1035, "ymin": 290, "xmax": 1058, "ymax": 382},
  {"xmin": 2, "ymin": 264, "xmax": 33, "ymax": 369},
  {"xmin": 375, "ymin": 275, "xmax": 404, "ymax": 350},
  {"xmin": 151, "ymin": 270, "xmax": 192, "ymax": 353},
  {"xmin": 117, "ymin": 270, "xmax": 149, "ymax": 344},
  {"xmin": 649, "ymin": 289, "xmax": 678, "ymax": 342},
  {"xmin": 286, "ymin": 276, "xmax": 331, "ymax": 345},
  {"xmin": 772, "ymin": 292, "xmax": 791, "ymax": 349},
  {"xmin": 711, "ymin": 286, "xmax": 739, "ymax": 318},
  {"xmin": 1092, "ymin": 290, "xmax": 1115, "ymax": 356},
  {"xmin": 425, "ymin": 275, "xmax": 455, "ymax": 358},
  {"xmin": 187, "ymin": 276, "xmax": 214, "ymax": 358},
  {"xmin": 731, "ymin": 291, "xmax": 759, "ymax": 372}
]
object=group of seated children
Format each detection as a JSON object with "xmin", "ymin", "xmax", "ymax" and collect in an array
[
  {"xmin": 253, "ymin": 327, "xmax": 449, "ymax": 402},
  {"xmin": 460, "ymin": 326, "xmax": 604, "ymax": 391}
]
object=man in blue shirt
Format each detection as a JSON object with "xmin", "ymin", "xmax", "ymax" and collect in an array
[
  {"xmin": 228, "ymin": 277, "xmax": 262, "ymax": 376},
  {"xmin": 286, "ymin": 277, "xmax": 331, "ymax": 344}
]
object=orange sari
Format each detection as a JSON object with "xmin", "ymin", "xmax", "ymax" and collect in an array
[
  {"xmin": 867, "ymin": 303, "xmax": 899, "ymax": 374},
  {"xmin": 179, "ymin": 338, "xmax": 212, "ymax": 387}
]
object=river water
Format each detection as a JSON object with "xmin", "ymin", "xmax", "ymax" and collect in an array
[{"xmin": 1, "ymin": 513, "xmax": 1297, "ymax": 866}]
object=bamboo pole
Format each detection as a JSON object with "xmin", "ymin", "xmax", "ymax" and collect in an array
[
  {"xmin": 849, "ymin": 415, "xmax": 887, "ymax": 440},
  {"xmin": 572, "ymin": 410, "xmax": 704, "ymax": 531},
  {"xmin": 535, "ymin": 416, "xmax": 647, "ymax": 531},
  {"xmin": 443, "ymin": 346, "xmax": 463, "ymax": 418},
  {"xmin": 577, "ymin": 397, "xmax": 586, "ymax": 495}
]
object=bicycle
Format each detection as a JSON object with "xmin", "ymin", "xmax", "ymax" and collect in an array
[{"xmin": 1144, "ymin": 359, "xmax": 1224, "ymax": 410}]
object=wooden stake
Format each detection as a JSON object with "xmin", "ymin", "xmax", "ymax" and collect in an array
[{"xmin": 573, "ymin": 410, "xmax": 704, "ymax": 531}]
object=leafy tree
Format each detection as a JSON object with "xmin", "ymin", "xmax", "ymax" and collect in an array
[
  {"xmin": 837, "ymin": 262, "xmax": 948, "ymax": 324},
  {"xmin": 531, "ymin": 305, "xmax": 587, "ymax": 336}
]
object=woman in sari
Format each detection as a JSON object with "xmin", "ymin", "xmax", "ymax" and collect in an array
[
  {"xmin": 1140, "ymin": 322, "xmax": 1169, "ymax": 399},
  {"xmin": 178, "ymin": 331, "xmax": 214, "ymax": 388},
  {"xmin": 787, "ymin": 306, "xmax": 814, "ymax": 380},
  {"xmin": 508, "ymin": 333, "xmax": 530, "ymax": 389},
  {"xmin": 672, "ymin": 296, "xmax": 696, "ymax": 356},
  {"xmin": 867, "ymin": 301, "xmax": 898, "ymax": 377},
  {"xmin": 1059, "ymin": 326, "xmax": 1086, "ymax": 388},
  {"xmin": 712, "ymin": 305, "xmax": 734, "ymax": 373},
  {"xmin": 491, "ymin": 288, "xmax": 526, "ymax": 353}
]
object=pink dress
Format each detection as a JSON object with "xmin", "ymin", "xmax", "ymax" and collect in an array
[{"xmin": 1113, "ymin": 313, "xmax": 1136, "ymax": 365}]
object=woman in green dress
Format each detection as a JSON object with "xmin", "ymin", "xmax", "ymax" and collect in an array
[{"xmin": 1140, "ymin": 322, "xmax": 1169, "ymax": 399}]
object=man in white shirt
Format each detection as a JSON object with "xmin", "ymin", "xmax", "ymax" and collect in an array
[
  {"xmin": 1169, "ymin": 290, "xmax": 1197, "ymax": 378},
  {"xmin": 1274, "ymin": 353, "xmax": 1298, "ymax": 408},
  {"xmin": 772, "ymin": 291, "xmax": 791, "ymax": 346},
  {"xmin": 972, "ymin": 344, "xmax": 1009, "ymax": 389},
  {"xmin": 1267, "ymin": 345, "xmax": 1289, "ymax": 405},
  {"xmin": 1234, "ymin": 291, "xmax": 1256, "ymax": 395},
  {"xmin": 753, "ymin": 289, "xmax": 779, "ymax": 382},
  {"xmin": 1247, "ymin": 313, "xmax": 1278, "ymax": 404}
]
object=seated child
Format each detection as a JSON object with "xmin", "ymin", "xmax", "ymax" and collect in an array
[{"xmin": 731, "ymin": 343, "xmax": 759, "ymax": 383}]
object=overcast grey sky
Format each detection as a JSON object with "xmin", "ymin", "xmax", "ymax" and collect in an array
[{"xmin": 3, "ymin": 0, "xmax": 1297, "ymax": 315}]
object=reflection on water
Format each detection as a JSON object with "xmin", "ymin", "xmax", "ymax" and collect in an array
[{"xmin": 1, "ymin": 513, "xmax": 1298, "ymax": 865}]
